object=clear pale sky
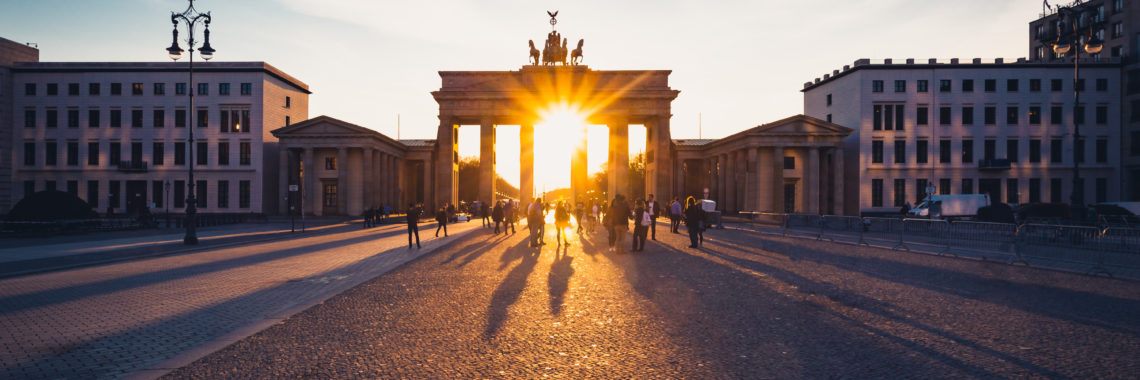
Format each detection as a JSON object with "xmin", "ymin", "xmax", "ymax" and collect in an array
[{"xmin": 1, "ymin": 0, "xmax": 1042, "ymax": 188}]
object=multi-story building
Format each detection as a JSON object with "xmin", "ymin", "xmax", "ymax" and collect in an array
[
  {"xmin": 0, "ymin": 37, "xmax": 40, "ymax": 213},
  {"xmin": 3, "ymin": 38, "xmax": 309, "ymax": 215},
  {"xmin": 803, "ymin": 58, "xmax": 1122, "ymax": 215},
  {"xmin": 1029, "ymin": 0, "xmax": 1140, "ymax": 200}
]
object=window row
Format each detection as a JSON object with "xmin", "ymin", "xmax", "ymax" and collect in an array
[
  {"xmin": 869, "ymin": 78, "xmax": 1110, "ymax": 94},
  {"xmin": 23, "ymin": 82, "xmax": 254, "ymax": 97},
  {"xmin": 872, "ymin": 103, "xmax": 1110, "ymax": 129},
  {"xmin": 22, "ymin": 179, "xmax": 252, "ymax": 210},
  {"xmin": 22, "ymin": 106, "xmax": 252, "ymax": 132},
  {"xmin": 869, "ymin": 177, "xmax": 1110, "ymax": 207},
  {"xmin": 869, "ymin": 138, "xmax": 1110, "ymax": 165},
  {"xmin": 21, "ymin": 140, "xmax": 253, "ymax": 167}
]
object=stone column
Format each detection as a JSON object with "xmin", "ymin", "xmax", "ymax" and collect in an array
[
  {"xmin": 436, "ymin": 116, "xmax": 458, "ymax": 208},
  {"xmin": 807, "ymin": 147, "xmax": 820, "ymax": 214},
  {"xmin": 757, "ymin": 147, "xmax": 773, "ymax": 212},
  {"xmin": 608, "ymin": 119, "xmax": 629, "ymax": 198},
  {"xmin": 649, "ymin": 116, "xmax": 673, "ymax": 201},
  {"xmin": 724, "ymin": 150, "xmax": 737, "ymax": 213},
  {"xmin": 384, "ymin": 154, "xmax": 394, "ymax": 207},
  {"xmin": 675, "ymin": 158, "xmax": 685, "ymax": 199},
  {"xmin": 395, "ymin": 156, "xmax": 403, "ymax": 207},
  {"xmin": 362, "ymin": 148, "xmax": 373, "ymax": 210},
  {"xmin": 772, "ymin": 146, "xmax": 785, "ymax": 213},
  {"xmin": 337, "ymin": 147, "xmax": 348, "ymax": 215},
  {"xmin": 520, "ymin": 124, "xmax": 535, "ymax": 206},
  {"xmin": 832, "ymin": 146, "xmax": 845, "ymax": 215},
  {"xmin": 278, "ymin": 148, "xmax": 289, "ymax": 215},
  {"xmin": 479, "ymin": 119, "xmax": 496, "ymax": 204},
  {"xmin": 303, "ymin": 147, "xmax": 315, "ymax": 216},
  {"xmin": 745, "ymin": 147, "xmax": 759, "ymax": 211},
  {"xmin": 717, "ymin": 154, "xmax": 727, "ymax": 208}
]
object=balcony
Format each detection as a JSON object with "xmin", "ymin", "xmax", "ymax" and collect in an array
[
  {"xmin": 978, "ymin": 159, "xmax": 1011, "ymax": 171},
  {"xmin": 116, "ymin": 160, "xmax": 149, "ymax": 173}
]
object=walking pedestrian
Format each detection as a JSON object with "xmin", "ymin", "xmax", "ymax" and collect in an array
[
  {"xmin": 669, "ymin": 197, "xmax": 682, "ymax": 233},
  {"xmin": 589, "ymin": 201, "xmax": 599, "ymax": 233},
  {"xmin": 406, "ymin": 202, "xmax": 421, "ymax": 249},
  {"xmin": 632, "ymin": 199, "xmax": 649, "ymax": 251},
  {"xmin": 363, "ymin": 207, "xmax": 373, "ymax": 229},
  {"xmin": 503, "ymin": 200, "xmax": 516, "ymax": 234},
  {"xmin": 492, "ymin": 200, "xmax": 504, "ymax": 234},
  {"xmin": 435, "ymin": 203, "xmax": 449, "ymax": 237},
  {"xmin": 528, "ymin": 198, "xmax": 545, "ymax": 247},
  {"xmin": 555, "ymin": 201, "xmax": 571, "ymax": 246},
  {"xmin": 684, "ymin": 196, "xmax": 705, "ymax": 248},
  {"xmin": 609, "ymin": 194, "xmax": 631, "ymax": 254},
  {"xmin": 575, "ymin": 201, "xmax": 585, "ymax": 235},
  {"xmin": 480, "ymin": 201, "xmax": 490, "ymax": 227},
  {"xmin": 646, "ymin": 194, "xmax": 659, "ymax": 240},
  {"xmin": 603, "ymin": 202, "xmax": 615, "ymax": 249}
]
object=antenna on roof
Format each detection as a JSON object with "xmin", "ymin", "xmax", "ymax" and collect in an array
[
  {"xmin": 699, "ymin": 112, "xmax": 702, "ymax": 139},
  {"xmin": 397, "ymin": 113, "xmax": 401, "ymax": 140}
]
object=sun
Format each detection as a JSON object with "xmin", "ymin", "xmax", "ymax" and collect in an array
[{"xmin": 534, "ymin": 102, "xmax": 589, "ymax": 190}]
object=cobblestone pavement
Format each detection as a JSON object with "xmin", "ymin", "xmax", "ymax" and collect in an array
[
  {"xmin": 0, "ymin": 220, "xmax": 475, "ymax": 379},
  {"xmin": 166, "ymin": 220, "xmax": 1140, "ymax": 379}
]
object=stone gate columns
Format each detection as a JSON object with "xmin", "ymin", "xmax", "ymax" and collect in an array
[
  {"xmin": 772, "ymin": 146, "xmax": 785, "ymax": 213},
  {"xmin": 479, "ymin": 119, "xmax": 497, "ymax": 204},
  {"xmin": 758, "ymin": 147, "xmax": 773, "ymax": 212},
  {"xmin": 520, "ymin": 124, "xmax": 535, "ymax": 206},
  {"xmin": 436, "ymin": 117, "xmax": 458, "ymax": 208},
  {"xmin": 278, "ymin": 148, "xmax": 290, "ymax": 215},
  {"xmin": 832, "ymin": 146, "xmax": 844, "ymax": 215},
  {"xmin": 717, "ymin": 154, "xmax": 727, "ymax": 208},
  {"xmin": 807, "ymin": 147, "xmax": 820, "ymax": 214},
  {"xmin": 571, "ymin": 126, "xmax": 588, "ymax": 204},
  {"xmin": 648, "ymin": 116, "xmax": 673, "ymax": 201},
  {"xmin": 337, "ymin": 147, "xmax": 348, "ymax": 215},
  {"xmin": 724, "ymin": 150, "xmax": 737, "ymax": 213},
  {"xmin": 303, "ymin": 147, "xmax": 315, "ymax": 216},
  {"xmin": 745, "ymin": 147, "xmax": 759, "ymax": 211},
  {"xmin": 608, "ymin": 119, "xmax": 629, "ymax": 198},
  {"xmin": 363, "ymin": 148, "xmax": 374, "ymax": 210}
]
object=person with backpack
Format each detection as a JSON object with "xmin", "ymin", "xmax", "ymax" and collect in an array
[
  {"xmin": 575, "ymin": 201, "xmax": 585, "ymax": 235},
  {"xmin": 503, "ymin": 200, "xmax": 516, "ymax": 234},
  {"xmin": 555, "ymin": 201, "xmax": 571, "ymax": 246},
  {"xmin": 435, "ymin": 203, "xmax": 449, "ymax": 237},
  {"xmin": 684, "ymin": 196, "xmax": 705, "ymax": 248},
  {"xmin": 632, "ymin": 199, "xmax": 650, "ymax": 251},
  {"xmin": 406, "ymin": 202, "xmax": 421, "ymax": 249},
  {"xmin": 492, "ymin": 200, "xmax": 505, "ymax": 235},
  {"xmin": 646, "ymin": 194, "xmax": 659, "ymax": 240},
  {"xmin": 527, "ymin": 198, "xmax": 544, "ymax": 247},
  {"xmin": 669, "ymin": 197, "xmax": 683, "ymax": 233}
]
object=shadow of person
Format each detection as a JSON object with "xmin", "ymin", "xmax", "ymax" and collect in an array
[
  {"xmin": 484, "ymin": 241, "xmax": 540, "ymax": 338},
  {"xmin": 548, "ymin": 249, "xmax": 574, "ymax": 315}
]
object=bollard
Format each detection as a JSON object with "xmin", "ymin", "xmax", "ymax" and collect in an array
[{"xmin": 893, "ymin": 218, "xmax": 908, "ymax": 251}]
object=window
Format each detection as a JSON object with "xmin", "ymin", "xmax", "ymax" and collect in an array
[
  {"xmin": 939, "ymin": 79, "xmax": 951, "ymax": 92},
  {"xmin": 174, "ymin": 142, "xmax": 186, "ymax": 166},
  {"xmin": 962, "ymin": 139, "xmax": 974, "ymax": 163},
  {"xmin": 1006, "ymin": 79, "xmax": 1018, "ymax": 92},
  {"xmin": 917, "ymin": 80, "xmax": 928, "ymax": 92},
  {"xmin": 153, "ymin": 142, "xmax": 165, "ymax": 166},
  {"xmin": 220, "ymin": 107, "xmax": 250, "ymax": 133},
  {"xmin": 45, "ymin": 142, "xmax": 57, "ymax": 166},
  {"xmin": 239, "ymin": 180, "xmax": 251, "ymax": 208},
  {"xmin": 1051, "ymin": 178, "xmax": 1062, "ymax": 203},
  {"xmin": 894, "ymin": 80, "xmax": 906, "ymax": 92},
  {"xmin": 87, "ymin": 181, "xmax": 99, "ymax": 208},
  {"xmin": 984, "ymin": 79, "xmax": 996, "ymax": 92},
  {"xmin": 917, "ymin": 106, "xmax": 928, "ymax": 125},
  {"xmin": 1076, "ymin": 79, "xmax": 1086, "ymax": 92},
  {"xmin": 1030, "ymin": 139, "xmax": 1042, "ymax": 162},
  {"xmin": 962, "ymin": 79, "xmax": 974, "ymax": 92},
  {"xmin": 1007, "ymin": 139, "xmax": 1019, "ymax": 162},
  {"xmin": 89, "ymin": 83, "xmax": 100, "ymax": 95},
  {"xmin": 1006, "ymin": 106, "xmax": 1018, "ymax": 125},
  {"xmin": 872, "ymin": 80, "xmax": 884, "ymax": 93},
  {"xmin": 1007, "ymin": 179, "xmax": 1019, "ymax": 204},
  {"xmin": 893, "ymin": 179, "xmax": 907, "ymax": 207},
  {"xmin": 153, "ymin": 109, "xmax": 165, "ymax": 128},
  {"xmin": 962, "ymin": 178, "xmax": 974, "ymax": 195},
  {"xmin": 130, "ymin": 83, "xmax": 143, "ymax": 95},
  {"xmin": 1096, "ymin": 178, "xmax": 1107, "ymax": 203},
  {"xmin": 197, "ymin": 142, "xmax": 208, "ymax": 165},
  {"xmin": 1029, "ymin": 178, "xmax": 1041, "ymax": 203},
  {"xmin": 175, "ymin": 82, "xmax": 187, "ymax": 95},
  {"xmin": 1029, "ymin": 106, "xmax": 1041, "ymax": 125},
  {"xmin": 894, "ymin": 140, "xmax": 906, "ymax": 163},
  {"xmin": 66, "ymin": 83, "xmax": 78, "ymax": 96},
  {"xmin": 1114, "ymin": 0, "xmax": 1123, "ymax": 13},
  {"xmin": 66, "ymin": 141, "xmax": 78, "ymax": 166},
  {"xmin": 962, "ymin": 106, "xmax": 974, "ymax": 125},
  {"xmin": 46, "ymin": 108, "xmax": 57, "ymax": 128},
  {"xmin": 154, "ymin": 83, "xmax": 165, "ymax": 95},
  {"xmin": 1075, "ymin": 105, "xmax": 1085, "ymax": 125},
  {"xmin": 196, "ymin": 180, "xmax": 207, "ymax": 208},
  {"xmin": 323, "ymin": 183, "xmax": 338, "ymax": 208},
  {"xmin": 984, "ymin": 106, "xmax": 996, "ymax": 125},
  {"xmin": 175, "ymin": 109, "xmax": 187, "ymax": 128},
  {"xmin": 1051, "ymin": 139, "xmax": 1064, "ymax": 163},
  {"xmin": 24, "ymin": 83, "xmax": 36, "ymax": 96},
  {"xmin": 67, "ymin": 109, "xmax": 79, "ymax": 128},
  {"xmin": 893, "ymin": 105, "xmax": 903, "ymax": 130},
  {"xmin": 1029, "ymin": 79, "xmax": 1041, "ymax": 92},
  {"xmin": 826, "ymin": 114, "xmax": 832, "ymax": 123},
  {"xmin": 239, "ymin": 142, "xmax": 251, "ymax": 165},
  {"xmin": 24, "ymin": 108, "xmax": 35, "ymax": 128},
  {"xmin": 219, "ymin": 83, "xmax": 231, "ymax": 95},
  {"xmin": 110, "ymin": 109, "xmax": 122, "ymax": 128},
  {"xmin": 1096, "ymin": 78, "xmax": 1108, "ymax": 92},
  {"xmin": 240, "ymin": 83, "xmax": 252, "ymax": 95},
  {"xmin": 218, "ymin": 181, "xmax": 229, "ymax": 208},
  {"xmin": 873, "ymin": 105, "xmax": 882, "ymax": 130},
  {"xmin": 871, "ymin": 179, "xmax": 884, "ymax": 207},
  {"xmin": 984, "ymin": 139, "xmax": 997, "ymax": 161},
  {"xmin": 784, "ymin": 156, "xmax": 796, "ymax": 169},
  {"xmin": 109, "ymin": 142, "xmax": 121, "ymax": 164},
  {"xmin": 940, "ymin": 140, "xmax": 951, "ymax": 163},
  {"xmin": 218, "ymin": 141, "xmax": 230, "ymax": 165},
  {"xmin": 286, "ymin": 116, "xmax": 291, "ymax": 126},
  {"xmin": 88, "ymin": 109, "xmax": 99, "ymax": 128},
  {"xmin": 174, "ymin": 180, "xmax": 185, "ymax": 209},
  {"xmin": 871, "ymin": 140, "xmax": 884, "ymax": 163},
  {"xmin": 939, "ymin": 107, "xmax": 951, "ymax": 125},
  {"xmin": 826, "ymin": 94, "xmax": 832, "ymax": 106},
  {"xmin": 197, "ymin": 83, "xmax": 209, "ymax": 95},
  {"xmin": 1094, "ymin": 139, "xmax": 1103, "ymax": 163},
  {"xmin": 285, "ymin": 96, "xmax": 292, "ymax": 108},
  {"xmin": 87, "ymin": 142, "xmax": 99, "ymax": 165},
  {"xmin": 110, "ymin": 83, "xmax": 122, "ymax": 95},
  {"xmin": 153, "ymin": 181, "xmax": 163, "ymax": 209},
  {"xmin": 1051, "ymin": 106, "xmax": 1063, "ymax": 124},
  {"xmin": 1051, "ymin": 79, "xmax": 1062, "ymax": 92},
  {"xmin": 131, "ymin": 109, "xmax": 143, "ymax": 128},
  {"xmin": 1096, "ymin": 105, "xmax": 1108, "ymax": 124},
  {"xmin": 1114, "ymin": 22, "xmax": 1124, "ymax": 38},
  {"xmin": 884, "ymin": 104, "xmax": 894, "ymax": 130},
  {"xmin": 917, "ymin": 140, "xmax": 928, "ymax": 164},
  {"xmin": 197, "ymin": 109, "xmax": 208, "ymax": 128}
]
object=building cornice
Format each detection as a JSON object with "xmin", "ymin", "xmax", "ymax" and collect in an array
[
  {"xmin": 801, "ymin": 58, "xmax": 1122, "ymax": 92},
  {"xmin": 11, "ymin": 61, "xmax": 311, "ymax": 94}
]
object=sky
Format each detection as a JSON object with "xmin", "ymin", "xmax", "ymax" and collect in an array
[{"xmin": 1, "ymin": 0, "xmax": 1043, "ymax": 187}]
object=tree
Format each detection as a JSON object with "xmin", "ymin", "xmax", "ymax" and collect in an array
[
  {"xmin": 457, "ymin": 156, "xmax": 520, "ymax": 202},
  {"xmin": 589, "ymin": 152, "xmax": 647, "ymax": 200}
]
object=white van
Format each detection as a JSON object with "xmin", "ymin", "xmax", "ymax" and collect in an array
[{"xmin": 909, "ymin": 194, "xmax": 990, "ymax": 219}]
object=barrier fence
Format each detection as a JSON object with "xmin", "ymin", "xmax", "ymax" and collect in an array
[{"xmin": 737, "ymin": 212, "xmax": 1140, "ymax": 278}]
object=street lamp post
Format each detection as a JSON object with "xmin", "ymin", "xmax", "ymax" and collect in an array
[
  {"xmin": 1046, "ymin": 6, "xmax": 1103, "ymax": 222},
  {"xmin": 164, "ymin": 180, "xmax": 171, "ymax": 228},
  {"xmin": 166, "ymin": 0, "xmax": 216, "ymax": 244}
]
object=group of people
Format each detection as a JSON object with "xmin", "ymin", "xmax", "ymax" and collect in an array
[{"xmin": 361, "ymin": 205, "xmax": 393, "ymax": 228}]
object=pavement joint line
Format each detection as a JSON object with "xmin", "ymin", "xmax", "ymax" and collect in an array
[{"xmin": 127, "ymin": 225, "xmax": 480, "ymax": 380}]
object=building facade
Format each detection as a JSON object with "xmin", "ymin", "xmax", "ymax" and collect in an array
[
  {"xmin": 803, "ymin": 58, "xmax": 1122, "ymax": 215},
  {"xmin": 1029, "ymin": 0, "xmax": 1140, "ymax": 200},
  {"xmin": 6, "ymin": 55, "xmax": 309, "ymax": 215},
  {"xmin": 0, "ymin": 37, "xmax": 40, "ymax": 213}
]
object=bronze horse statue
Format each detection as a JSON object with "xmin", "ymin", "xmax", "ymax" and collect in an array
[
  {"xmin": 570, "ymin": 39, "xmax": 584, "ymax": 65},
  {"xmin": 528, "ymin": 40, "xmax": 540, "ymax": 65}
]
